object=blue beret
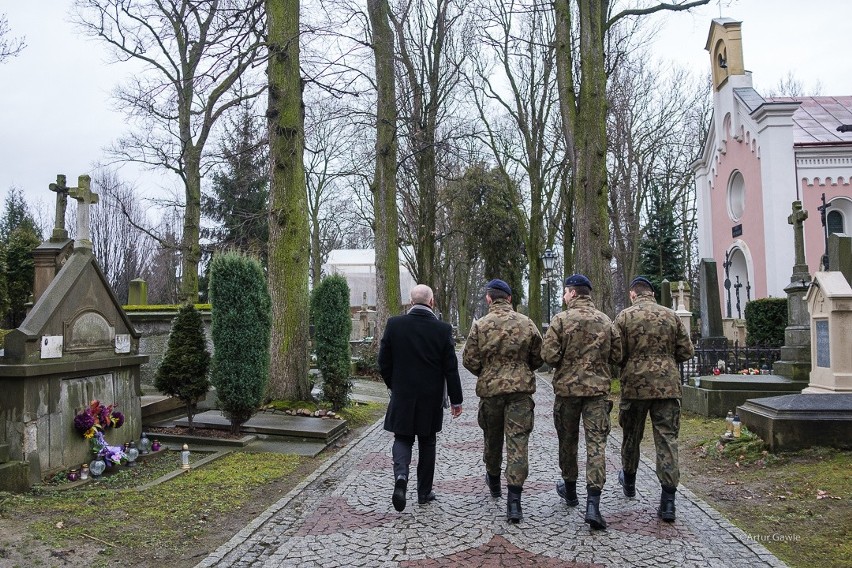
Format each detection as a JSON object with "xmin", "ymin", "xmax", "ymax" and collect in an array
[
  {"xmin": 564, "ymin": 274, "xmax": 592, "ymax": 290},
  {"xmin": 630, "ymin": 276, "xmax": 654, "ymax": 290},
  {"xmin": 486, "ymin": 279, "xmax": 512, "ymax": 296}
]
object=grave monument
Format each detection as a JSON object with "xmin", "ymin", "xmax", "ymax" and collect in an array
[{"xmin": 0, "ymin": 175, "xmax": 147, "ymax": 490}]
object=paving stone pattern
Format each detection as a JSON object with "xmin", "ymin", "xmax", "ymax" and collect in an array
[{"xmin": 197, "ymin": 364, "xmax": 787, "ymax": 567}]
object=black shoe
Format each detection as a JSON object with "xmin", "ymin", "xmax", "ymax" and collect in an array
[
  {"xmin": 485, "ymin": 472, "xmax": 501, "ymax": 498},
  {"xmin": 584, "ymin": 491, "xmax": 607, "ymax": 530},
  {"xmin": 556, "ymin": 480, "xmax": 579, "ymax": 506},
  {"xmin": 618, "ymin": 470, "xmax": 636, "ymax": 498},
  {"xmin": 506, "ymin": 486, "xmax": 523, "ymax": 523},
  {"xmin": 418, "ymin": 491, "xmax": 436, "ymax": 504},
  {"xmin": 658, "ymin": 486, "xmax": 676, "ymax": 522},
  {"xmin": 392, "ymin": 477, "xmax": 407, "ymax": 512}
]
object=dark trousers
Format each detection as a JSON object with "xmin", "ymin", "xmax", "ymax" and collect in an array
[
  {"xmin": 392, "ymin": 433, "xmax": 437, "ymax": 497},
  {"xmin": 619, "ymin": 398, "xmax": 681, "ymax": 488}
]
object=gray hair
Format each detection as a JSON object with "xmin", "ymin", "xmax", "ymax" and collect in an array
[{"xmin": 410, "ymin": 284, "xmax": 434, "ymax": 305}]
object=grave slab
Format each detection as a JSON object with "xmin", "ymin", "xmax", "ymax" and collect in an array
[
  {"xmin": 173, "ymin": 410, "xmax": 347, "ymax": 444},
  {"xmin": 738, "ymin": 393, "xmax": 852, "ymax": 451},
  {"xmin": 682, "ymin": 374, "xmax": 802, "ymax": 417}
]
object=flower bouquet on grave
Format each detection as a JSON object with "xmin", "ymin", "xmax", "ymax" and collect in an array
[{"xmin": 74, "ymin": 400, "xmax": 127, "ymax": 467}]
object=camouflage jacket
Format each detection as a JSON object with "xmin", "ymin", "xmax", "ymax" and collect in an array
[
  {"xmin": 462, "ymin": 299, "xmax": 543, "ymax": 398},
  {"xmin": 613, "ymin": 293, "xmax": 695, "ymax": 399},
  {"xmin": 542, "ymin": 296, "xmax": 622, "ymax": 397}
]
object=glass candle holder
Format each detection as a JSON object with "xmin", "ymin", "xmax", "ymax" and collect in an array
[
  {"xmin": 181, "ymin": 444, "xmax": 190, "ymax": 469},
  {"xmin": 67, "ymin": 468, "xmax": 79, "ymax": 482},
  {"xmin": 127, "ymin": 442, "xmax": 139, "ymax": 466},
  {"xmin": 139, "ymin": 432, "xmax": 151, "ymax": 454},
  {"xmin": 80, "ymin": 464, "xmax": 89, "ymax": 480},
  {"xmin": 151, "ymin": 440, "xmax": 161, "ymax": 452},
  {"xmin": 89, "ymin": 458, "xmax": 106, "ymax": 478}
]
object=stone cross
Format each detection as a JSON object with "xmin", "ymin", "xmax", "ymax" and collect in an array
[
  {"xmin": 68, "ymin": 175, "xmax": 99, "ymax": 250},
  {"xmin": 677, "ymin": 281, "xmax": 686, "ymax": 312},
  {"xmin": 48, "ymin": 174, "xmax": 70, "ymax": 241},
  {"xmin": 788, "ymin": 201, "xmax": 809, "ymax": 272}
]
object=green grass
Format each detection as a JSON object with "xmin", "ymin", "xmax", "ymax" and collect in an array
[
  {"xmin": 265, "ymin": 399, "xmax": 385, "ymax": 430},
  {"xmin": 3, "ymin": 452, "xmax": 301, "ymax": 556}
]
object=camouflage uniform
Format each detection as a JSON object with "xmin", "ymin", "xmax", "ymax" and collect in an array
[
  {"xmin": 542, "ymin": 295, "xmax": 622, "ymax": 491},
  {"xmin": 613, "ymin": 292, "xmax": 694, "ymax": 488},
  {"xmin": 463, "ymin": 298, "xmax": 543, "ymax": 486}
]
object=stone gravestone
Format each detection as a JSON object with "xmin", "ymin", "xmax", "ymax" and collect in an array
[
  {"xmin": 773, "ymin": 201, "xmax": 812, "ymax": 381},
  {"xmin": 661, "ymin": 279, "xmax": 672, "ymax": 311},
  {"xmin": 697, "ymin": 259, "xmax": 727, "ymax": 372},
  {"xmin": 828, "ymin": 233, "xmax": 852, "ymax": 287},
  {"xmin": 803, "ymin": 271, "xmax": 852, "ymax": 393}
]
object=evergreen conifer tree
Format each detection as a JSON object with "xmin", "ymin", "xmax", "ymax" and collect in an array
[
  {"xmin": 209, "ymin": 251, "xmax": 271, "ymax": 433},
  {"xmin": 310, "ymin": 274, "xmax": 352, "ymax": 410},
  {"xmin": 639, "ymin": 186, "xmax": 684, "ymax": 295},
  {"xmin": 154, "ymin": 304, "xmax": 211, "ymax": 432}
]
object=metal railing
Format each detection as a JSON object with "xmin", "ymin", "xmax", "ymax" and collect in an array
[{"xmin": 679, "ymin": 340, "xmax": 782, "ymax": 383}]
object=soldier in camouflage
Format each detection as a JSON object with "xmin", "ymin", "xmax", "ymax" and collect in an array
[
  {"xmin": 542, "ymin": 274, "xmax": 622, "ymax": 530},
  {"xmin": 462, "ymin": 278, "xmax": 543, "ymax": 523},
  {"xmin": 613, "ymin": 276, "xmax": 694, "ymax": 522}
]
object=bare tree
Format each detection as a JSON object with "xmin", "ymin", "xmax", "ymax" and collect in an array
[
  {"xmin": 552, "ymin": 0, "xmax": 710, "ymax": 315},
  {"xmin": 0, "ymin": 12, "xmax": 25, "ymax": 62},
  {"xmin": 607, "ymin": 56, "xmax": 710, "ymax": 311},
  {"xmin": 73, "ymin": 0, "xmax": 267, "ymax": 304},
  {"xmin": 90, "ymin": 169, "xmax": 156, "ymax": 303},
  {"xmin": 367, "ymin": 0, "xmax": 402, "ymax": 339},
  {"xmin": 763, "ymin": 70, "xmax": 823, "ymax": 98},
  {"xmin": 465, "ymin": 0, "xmax": 567, "ymax": 326}
]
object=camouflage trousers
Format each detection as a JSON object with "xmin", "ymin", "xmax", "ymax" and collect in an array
[
  {"xmin": 619, "ymin": 398, "xmax": 681, "ymax": 488},
  {"xmin": 553, "ymin": 395, "xmax": 612, "ymax": 491},
  {"xmin": 478, "ymin": 393, "xmax": 535, "ymax": 487}
]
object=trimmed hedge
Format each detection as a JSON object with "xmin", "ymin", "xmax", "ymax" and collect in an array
[
  {"xmin": 209, "ymin": 251, "xmax": 272, "ymax": 433},
  {"xmin": 310, "ymin": 275, "xmax": 352, "ymax": 411},
  {"xmin": 745, "ymin": 298, "xmax": 787, "ymax": 347}
]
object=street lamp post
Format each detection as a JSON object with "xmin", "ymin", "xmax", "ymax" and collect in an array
[{"xmin": 541, "ymin": 248, "xmax": 558, "ymax": 328}]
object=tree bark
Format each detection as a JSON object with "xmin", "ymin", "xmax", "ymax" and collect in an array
[
  {"xmin": 266, "ymin": 0, "xmax": 311, "ymax": 400},
  {"xmin": 368, "ymin": 0, "xmax": 402, "ymax": 340}
]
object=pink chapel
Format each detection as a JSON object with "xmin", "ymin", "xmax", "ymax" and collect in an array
[{"xmin": 692, "ymin": 18, "xmax": 852, "ymax": 321}]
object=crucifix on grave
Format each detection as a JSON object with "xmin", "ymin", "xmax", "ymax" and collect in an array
[
  {"xmin": 48, "ymin": 174, "xmax": 71, "ymax": 242},
  {"xmin": 788, "ymin": 200, "xmax": 809, "ymax": 278},
  {"xmin": 734, "ymin": 275, "xmax": 742, "ymax": 318},
  {"xmin": 68, "ymin": 175, "xmax": 99, "ymax": 251}
]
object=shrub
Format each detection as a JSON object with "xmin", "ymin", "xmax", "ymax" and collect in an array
[
  {"xmin": 745, "ymin": 298, "xmax": 787, "ymax": 347},
  {"xmin": 310, "ymin": 275, "xmax": 352, "ymax": 410},
  {"xmin": 154, "ymin": 304, "xmax": 210, "ymax": 432},
  {"xmin": 209, "ymin": 251, "xmax": 272, "ymax": 433}
]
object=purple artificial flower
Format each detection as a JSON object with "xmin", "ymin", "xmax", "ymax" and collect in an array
[
  {"xmin": 74, "ymin": 410, "xmax": 96, "ymax": 434},
  {"xmin": 112, "ymin": 411, "xmax": 125, "ymax": 429}
]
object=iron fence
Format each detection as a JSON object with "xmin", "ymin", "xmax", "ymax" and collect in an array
[{"xmin": 679, "ymin": 340, "xmax": 782, "ymax": 383}]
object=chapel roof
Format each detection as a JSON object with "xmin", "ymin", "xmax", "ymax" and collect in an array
[{"xmin": 767, "ymin": 96, "xmax": 852, "ymax": 145}]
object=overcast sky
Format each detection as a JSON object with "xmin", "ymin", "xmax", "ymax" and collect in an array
[{"xmin": 2, "ymin": 0, "xmax": 851, "ymax": 224}]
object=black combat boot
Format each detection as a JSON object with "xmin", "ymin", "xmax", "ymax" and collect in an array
[
  {"xmin": 584, "ymin": 488, "xmax": 607, "ymax": 530},
  {"xmin": 392, "ymin": 476, "xmax": 407, "ymax": 512},
  {"xmin": 506, "ymin": 485, "xmax": 523, "ymax": 523},
  {"xmin": 556, "ymin": 480, "xmax": 579, "ymax": 506},
  {"xmin": 485, "ymin": 472, "xmax": 501, "ymax": 498},
  {"xmin": 658, "ymin": 485, "xmax": 676, "ymax": 522},
  {"xmin": 618, "ymin": 470, "xmax": 636, "ymax": 498}
]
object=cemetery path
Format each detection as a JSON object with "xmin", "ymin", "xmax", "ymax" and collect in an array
[{"xmin": 196, "ymin": 364, "xmax": 787, "ymax": 568}]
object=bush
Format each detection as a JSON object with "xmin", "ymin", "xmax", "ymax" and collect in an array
[
  {"xmin": 154, "ymin": 304, "xmax": 211, "ymax": 431},
  {"xmin": 310, "ymin": 275, "xmax": 352, "ymax": 411},
  {"xmin": 745, "ymin": 298, "xmax": 787, "ymax": 347},
  {"xmin": 209, "ymin": 251, "xmax": 272, "ymax": 433}
]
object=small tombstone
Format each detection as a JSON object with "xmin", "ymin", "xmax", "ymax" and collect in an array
[{"xmin": 803, "ymin": 272, "xmax": 852, "ymax": 393}]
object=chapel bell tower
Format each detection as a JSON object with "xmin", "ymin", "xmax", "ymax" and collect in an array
[{"xmin": 705, "ymin": 18, "xmax": 745, "ymax": 91}]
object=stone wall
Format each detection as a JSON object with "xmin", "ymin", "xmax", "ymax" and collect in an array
[{"xmin": 126, "ymin": 309, "xmax": 212, "ymax": 393}]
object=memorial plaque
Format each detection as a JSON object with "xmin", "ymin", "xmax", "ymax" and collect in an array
[
  {"xmin": 40, "ymin": 335, "xmax": 63, "ymax": 359},
  {"xmin": 815, "ymin": 319, "xmax": 830, "ymax": 368},
  {"xmin": 732, "ymin": 224, "xmax": 742, "ymax": 238},
  {"xmin": 66, "ymin": 311, "xmax": 114, "ymax": 351},
  {"xmin": 114, "ymin": 334, "xmax": 131, "ymax": 354}
]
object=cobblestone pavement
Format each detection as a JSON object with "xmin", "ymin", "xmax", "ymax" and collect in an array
[{"xmin": 198, "ymin": 365, "xmax": 787, "ymax": 567}]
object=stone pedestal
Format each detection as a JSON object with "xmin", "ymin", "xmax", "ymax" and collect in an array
[
  {"xmin": 772, "ymin": 274, "xmax": 811, "ymax": 382},
  {"xmin": 737, "ymin": 394, "xmax": 852, "ymax": 451}
]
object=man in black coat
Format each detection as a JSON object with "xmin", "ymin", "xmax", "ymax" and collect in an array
[{"xmin": 379, "ymin": 284, "xmax": 463, "ymax": 512}]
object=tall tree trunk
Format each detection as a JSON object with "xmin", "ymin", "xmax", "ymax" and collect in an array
[
  {"xmin": 310, "ymin": 209, "xmax": 322, "ymax": 289},
  {"xmin": 266, "ymin": 0, "xmax": 311, "ymax": 400},
  {"xmin": 368, "ymin": 0, "xmax": 402, "ymax": 340},
  {"xmin": 574, "ymin": 0, "xmax": 613, "ymax": 315},
  {"xmin": 181, "ymin": 150, "xmax": 202, "ymax": 304}
]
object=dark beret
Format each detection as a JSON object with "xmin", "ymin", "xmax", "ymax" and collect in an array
[
  {"xmin": 486, "ymin": 278, "xmax": 512, "ymax": 296},
  {"xmin": 564, "ymin": 274, "xmax": 592, "ymax": 290},
  {"xmin": 630, "ymin": 276, "xmax": 654, "ymax": 290}
]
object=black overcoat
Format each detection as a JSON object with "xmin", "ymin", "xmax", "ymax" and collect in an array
[{"xmin": 378, "ymin": 309, "xmax": 463, "ymax": 437}]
